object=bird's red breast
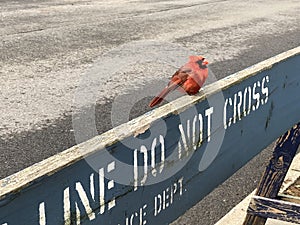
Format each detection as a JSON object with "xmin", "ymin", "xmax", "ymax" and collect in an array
[{"xmin": 149, "ymin": 56, "xmax": 208, "ymax": 107}]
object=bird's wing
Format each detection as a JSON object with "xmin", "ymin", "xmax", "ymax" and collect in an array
[{"xmin": 168, "ymin": 69, "xmax": 191, "ymax": 87}]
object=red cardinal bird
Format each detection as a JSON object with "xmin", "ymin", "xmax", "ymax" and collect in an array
[{"xmin": 149, "ymin": 56, "xmax": 209, "ymax": 107}]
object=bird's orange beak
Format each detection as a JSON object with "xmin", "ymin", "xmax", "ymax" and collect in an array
[{"xmin": 198, "ymin": 56, "xmax": 208, "ymax": 65}]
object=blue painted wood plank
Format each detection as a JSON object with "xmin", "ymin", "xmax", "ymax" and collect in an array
[
  {"xmin": 243, "ymin": 122, "xmax": 300, "ymax": 225},
  {"xmin": 0, "ymin": 47, "xmax": 300, "ymax": 225},
  {"xmin": 248, "ymin": 196, "xmax": 300, "ymax": 223}
]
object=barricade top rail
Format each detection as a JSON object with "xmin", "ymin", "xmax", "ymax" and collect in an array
[{"xmin": 0, "ymin": 46, "xmax": 299, "ymax": 199}]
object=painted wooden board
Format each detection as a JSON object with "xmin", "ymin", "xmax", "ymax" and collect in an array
[
  {"xmin": 248, "ymin": 196, "xmax": 300, "ymax": 223},
  {"xmin": 0, "ymin": 46, "xmax": 300, "ymax": 225},
  {"xmin": 243, "ymin": 122, "xmax": 300, "ymax": 225}
]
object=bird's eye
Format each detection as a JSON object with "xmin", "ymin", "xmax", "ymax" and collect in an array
[
  {"xmin": 196, "ymin": 60, "xmax": 203, "ymax": 65},
  {"xmin": 196, "ymin": 59, "xmax": 207, "ymax": 68}
]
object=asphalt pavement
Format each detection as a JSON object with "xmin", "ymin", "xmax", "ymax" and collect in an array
[{"xmin": 1, "ymin": 0, "xmax": 300, "ymax": 224}]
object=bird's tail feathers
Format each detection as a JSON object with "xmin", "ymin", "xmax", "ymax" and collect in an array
[{"xmin": 149, "ymin": 83, "xmax": 178, "ymax": 107}]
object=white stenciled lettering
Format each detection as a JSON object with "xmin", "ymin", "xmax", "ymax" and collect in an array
[
  {"xmin": 75, "ymin": 182, "xmax": 96, "ymax": 221},
  {"xmin": 261, "ymin": 75, "xmax": 269, "ymax": 104},
  {"xmin": 140, "ymin": 204, "xmax": 147, "ymax": 225},
  {"xmin": 198, "ymin": 114, "xmax": 203, "ymax": 147},
  {"xmin": 99, "ymin": 162, "xmax": 116, "ymax": 213},
  {"xmin": 154, "ymin": 194, "xmax": 162, "ymax": 216},
  {"xmin": 224, "ymin": 76, "xmax": 270, "ymax": 129},
  {"xmin": 154, "ymin": 177, "xmax": 184, "ymax": 217},
  {"xmin": 151, "ymin": 136, "xmax": 166, "ymax": 177},
  {"xmin": 159, "ymin": 135, "xmax": 165, "ymax": 173},
  {"xmin": 178, "ymin": 108, "xmax": 213, "ymax": 159},
  {"xmin": 228, "ymin": 98, "xmax": 233, "ymax": 127},
  {"xmin": 134, "ymin": 149, "xmax": 138, "ymax": 191},
  {"xmin": 63, "ymin": 187, "xmax": 71, "ymax": 225},
  {"xmin": 243, "ymin": 86, "xmax": 252, "ymax": 117},
  {"xmin": 75, "ymin": 202, "xmax": 81, "ymax": 225},
  {"xmin": 39, "ymin": 202, "xmax": 46, "ymax": 225},
  {"xmin": 178, "ymin": 122, "xmax": 189, "ymax": 154},
  {"xmin": 252, "ymin": 81, "xmax": 261, "ymax": 111},
  {"xmin": 134, "ymin": 135, "xmax": 165, "ymax": 190},
  {"xmin": 99, "ymin": 168, "xmax": 105, "ymax": 214},
  {"xmin": 233, "ymin": 91, "xmax": 243, "ymax": 123},
  {"xmin": 124, "ymin": 204, "xmax": 147, "ymax": 225},
  {"xmin": 223, "ymin": 97, "xmax": 233, "ymax": 129},
  {"xmin": 192, "ymin": 115, "xmax": 198, "ymax": 150},
  {"xmin": 163, "ymin": 188, "xmax": 170, "ymax": 209},
  {"xmin": 107, "ymin": 162, "xmax": 116, "ymax": 210},
  {"xmin": 62, "ymin": 162, "xmax": 116, "ymax": 224},
  {"xmin": 178, "ymin": 177, "xmax": 183, "ymax": 196},
  {"xmin": 233, "ymin": 94, "xmax": 237, "ymax": 124},
  {"xmin": 223, "ymin": 98, "xmax": 229, "ymax": 129},
  {"xmin": 205, "ymin": 107, "xmax": 213, "ymax": 142},
  {"xmin": 151, "ymin": 137, "xmax": 157, "ymax": 177},
  {"xmin": 170, "ymin": 182, "xmax": 177, "ymax": 205},
  {"xmin": 140, "ymin": 145, "xmax": 148, "ymax": 186},
  {"xmin": 90, "ymin": 173, "xmax": 95, "ymax": 200}
]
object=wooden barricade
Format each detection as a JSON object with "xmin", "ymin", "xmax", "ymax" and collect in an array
[
  {"xmin": 0, "ymin": 47, "xmax": 300, "ymax": 224},
  {"xmin": 243, "ymin": 123, "xmax": 300, "ymax": 224}
]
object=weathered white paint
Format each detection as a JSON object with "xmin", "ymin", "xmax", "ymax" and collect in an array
[
  {"xmin": 39, "ymin": 202, "xmax": 46, "ymax": 225},
  {"xmin": 205, "ymin": 107, "xmax": 214, "ymax": 142},
  {"xmin": 63, "ymin": 187, "xmax": 71, "ymax": 225},
  {"xmin": 99, "ymin": 168, "xmax": 105, "ymax": 214},
  {"xmin": 75, "ymin": 182, "xmax": 96, "ymax": 221},
  {"xmin": 154, "ymin": 177, "xmax": 184, "ymax": 217}
]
